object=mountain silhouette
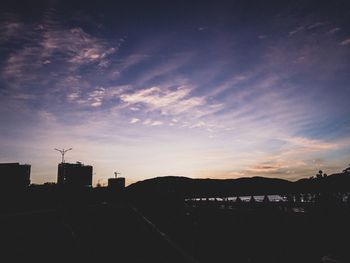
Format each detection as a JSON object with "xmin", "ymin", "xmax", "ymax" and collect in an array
[
  {"xmin": 126, "ymin": 176, "xmax": 292, "ymax": 198},
  {"xmin": 126, "ymin": 172, "xmax": 350, "ymax": 198}
]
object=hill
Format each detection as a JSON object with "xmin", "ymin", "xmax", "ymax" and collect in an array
[
  {"xmin": 126, "ymin": 172, "xmax": 350, "ymax": 198},
  {"xmin": 126, "ymin": 176, "xmax": 292, "ymax": 197}
]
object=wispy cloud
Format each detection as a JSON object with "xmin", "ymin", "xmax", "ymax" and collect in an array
[
  {"xmin": 42, "ymin": 27, "xmax": 117, "ymax": 66},
  {"xmin": 88, "ymin": 87, "xmax": 106, "ymax": 107},
  {"xmin": 67, "ymin": 85, "xmax": 125, "ymax": 108},
  {"xmin": 130, "ymin": 118, "xmax": 140, "ymax": 124},
  {"xmin": 1, "ymin": 17, "xmax": 118, "ymax": 90},
  {"xmin": 151, "ymin": 120, "xmax": 163, "ymax": 126},
  {"xmin": 192, "ymin": 135, "xmax": 348, "ymax": 180},
  {"xmin": 307, "ymin": 21, "xmax": 327, "ymax": 30},
  {"xmin": 120, "ymin": 86, "xmax": 205, "ymax": 115},
  {"xmin": 283, "ymin": 136, "xmax": 337, "ymax": 152},
  {"xmin": 0, "ymin": 21, "xmax": 22, "ymax": 42},
  {"xmin": 327, "ymin": 27, "xmax": 341, "ymax": 34},
  {"xmin": 340, "ymin": 38, "xmax": 350, "ymax": 46},
  {"xmin": 289, "ymin": 26, "xmax": 304, "ymax": 36}
]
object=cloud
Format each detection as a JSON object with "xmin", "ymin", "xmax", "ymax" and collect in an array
[
  {"xmin": 2, "ymin": 47, "xmax": 42, "ymax": 84},
  {"xmin": 42, "ymin": 27, "xmax": 117, "ymax": 67},
  {"xmin": 206, "ymin": 73, "xmax": 255, "ymax": 98},
  {"xmin": 198, "ymin": 26, "xmax": 208, "ymax": 31},
  {"xmin": 190, "ymin": 121, "xmax": 206, "ymax": 128},
  {"xmin": 0, "ymin": 22, "xmax": 21, "ymax": 42},
  {"xmin": 132, "ymin": 53, "xmax": 193, "ymax": 85},
  {"xmin": 67, "ymin": 92, "xmax": 80, "ymax": 101},
  {"xmin": 130, "ymin": 118, "xmax": 140, "ymax": 124},
  {"xmin": 38, "ymin": 110, "xmax": 56, "ymax": 123},
  {"xmin": 118, "ymin": 83, "xmax": 222, "ymax": 130},
  {"xmin": 340, "ymin": 38, "xmax": 350, "ymax": 46},
  {"xmin": 194, "ymin": 135, "xmax": 346, "ymax": 180},
  {"xmin": 67, "ymin": 85, "xmax": 125, "ymax": 108},
  {"xmin": 143, "ymin": 119, "xmax": 152, "ymax": 125},
  {"xmin": 11, "ymin": 93, "xmax": 36, "ymax": 100},
  {"xmin": 0, "ymin": 14, "xmax": 26, "ymax": 43},
  {"xmin": 88, "ymin": 87, "xmax": 106, "ymax": 107},
  {"xmin": 327, "ymin": 27, "xmax": 340, "ymax": 34},
  {"xmin": 120, "ymin": 86, "xmax": 205, "ymax": 115},
  {"xmin": 1, "ymin": 18, "xmax": 118, "ymax": 88},
  {"xmin": 307, "ymin": 22, "xmax": 327, "ymax": 30},
  {"xmin": 283, "ymin": 136, "xmax": 337, "ymax": 152},
  {"xmin": 151, "ymin": 120, "xmax": 163, "ymax": 126},
  {"xmin": 116, "ymin": 54, "xmax": 151, "ymax": 73},
  {"xmin": 289, "ymin": 26, "xmax": 304, "ymax": 36}
]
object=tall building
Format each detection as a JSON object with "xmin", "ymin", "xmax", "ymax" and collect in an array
[
  {"xmin": 0, "ymin": 163, "xmax": 31, "ymax": 189},
  {"xmin": 57, "ymin": 162, "xmax": 92, "ymax": 187}
]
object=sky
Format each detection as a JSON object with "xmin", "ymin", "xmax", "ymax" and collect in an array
[{"xmin": 1, "ymin": 0, "xmax": 350, "ymax": 186}]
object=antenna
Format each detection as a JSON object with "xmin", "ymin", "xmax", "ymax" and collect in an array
[
  {"xmin": 114, "ymin": 171, "xmax": 121, "ymax": 178},
  {"xmin": 54, "ymin": 148, "xmax": 72, "ymax": 163}
]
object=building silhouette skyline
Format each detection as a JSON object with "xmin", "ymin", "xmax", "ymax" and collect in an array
[
  {"xmin": 57, "ymin": 161, "xmax": 93, "ymax": 188},
  {"xmin": 0, "ymin": 163, "xmax": 31, "ymax": 189}
]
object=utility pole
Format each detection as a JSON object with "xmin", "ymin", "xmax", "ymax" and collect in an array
[{"xmin": 54, "ymin": 148, "xmax": 72, "ymax": 163}]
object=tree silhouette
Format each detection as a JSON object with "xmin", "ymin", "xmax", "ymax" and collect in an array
[
  {"xmin": 316, "ymin": 170, "xmax": 323, "ymax": 179},
  {"xmin": 294, "ymin": 193, "xmax": 301, "ymax": 203},
  {"xmin": 263, "ymin": 195, "xmax": 270, "ymax": 203},
  {"xmin": 249, "ymin": 195, "xmax": 256, "ymax": 203}
]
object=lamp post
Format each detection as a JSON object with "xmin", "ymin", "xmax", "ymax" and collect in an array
[{"xmin": 54, "ymin": 148, "xmax": 72, "ymax": 163}]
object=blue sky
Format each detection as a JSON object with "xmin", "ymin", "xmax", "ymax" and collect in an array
[{"xmin": 1, "ymin": 0, "xmax": 350, "ymax": 185}]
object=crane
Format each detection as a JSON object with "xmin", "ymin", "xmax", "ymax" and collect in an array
[{"xmin": 54, "ymin": 148, "xmax": 72, "ymax": 163}]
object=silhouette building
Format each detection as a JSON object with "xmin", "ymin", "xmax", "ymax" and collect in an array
[
  {"xmin": 57, "ymin": 162, "xmax": 92, "ymax": 187},
  {"xmin": 108, "ymin": 177, "xmax": 125, "ymax": 191},
  {"xmin": 0, "ymin": 163, "xmax": 31, "ymax": 189}
]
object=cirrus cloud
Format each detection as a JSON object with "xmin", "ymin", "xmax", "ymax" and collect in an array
[{"xmin": 120, "ymin": 86, "xmax": 206, "ymax": 115}]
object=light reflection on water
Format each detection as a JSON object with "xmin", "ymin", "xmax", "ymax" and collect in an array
[
  {"xmin": 187, "ymin": 195, "xmax": 287, "ymax": 202},
  {"xmin": 186, "ymin": 193, "xmax": 350, "ymax": 203}
]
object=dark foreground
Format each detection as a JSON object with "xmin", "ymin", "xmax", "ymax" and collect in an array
[
  {"xmin": 1, "ymin": 195, "xmax": 350, "ymax": 263},
  {"xmin": 131, "ymin": 198, "xmax": 350, "ymax": 263},
  {"xmin": 0, "ymin": 202, "xmax": 193, "ymax": 263}
]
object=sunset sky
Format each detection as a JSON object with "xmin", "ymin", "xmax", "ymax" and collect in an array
[{"xmin": 1, "ymin": 0, "xmax": 350, "ymax": 185}]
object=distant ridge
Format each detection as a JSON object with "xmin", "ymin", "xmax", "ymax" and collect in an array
[
  {"xmin": 126, "ymin": 173, "xmax": 350, "ymax": 197},
  {"xmin": 127, "ymin": 176, "xmax": 292, "ymax": 197}
]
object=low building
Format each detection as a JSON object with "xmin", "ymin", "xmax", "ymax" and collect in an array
[
  {"xmin": 108, "ymin": 177, "xmax": 125, "ymax": 191},
  {"xmin": 57, "ymin": 162, "xmax": 92, "ymax": 187},
  {"xmin": 0, "ymin": 163, "xmax": 31, "ymax": 189}
]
